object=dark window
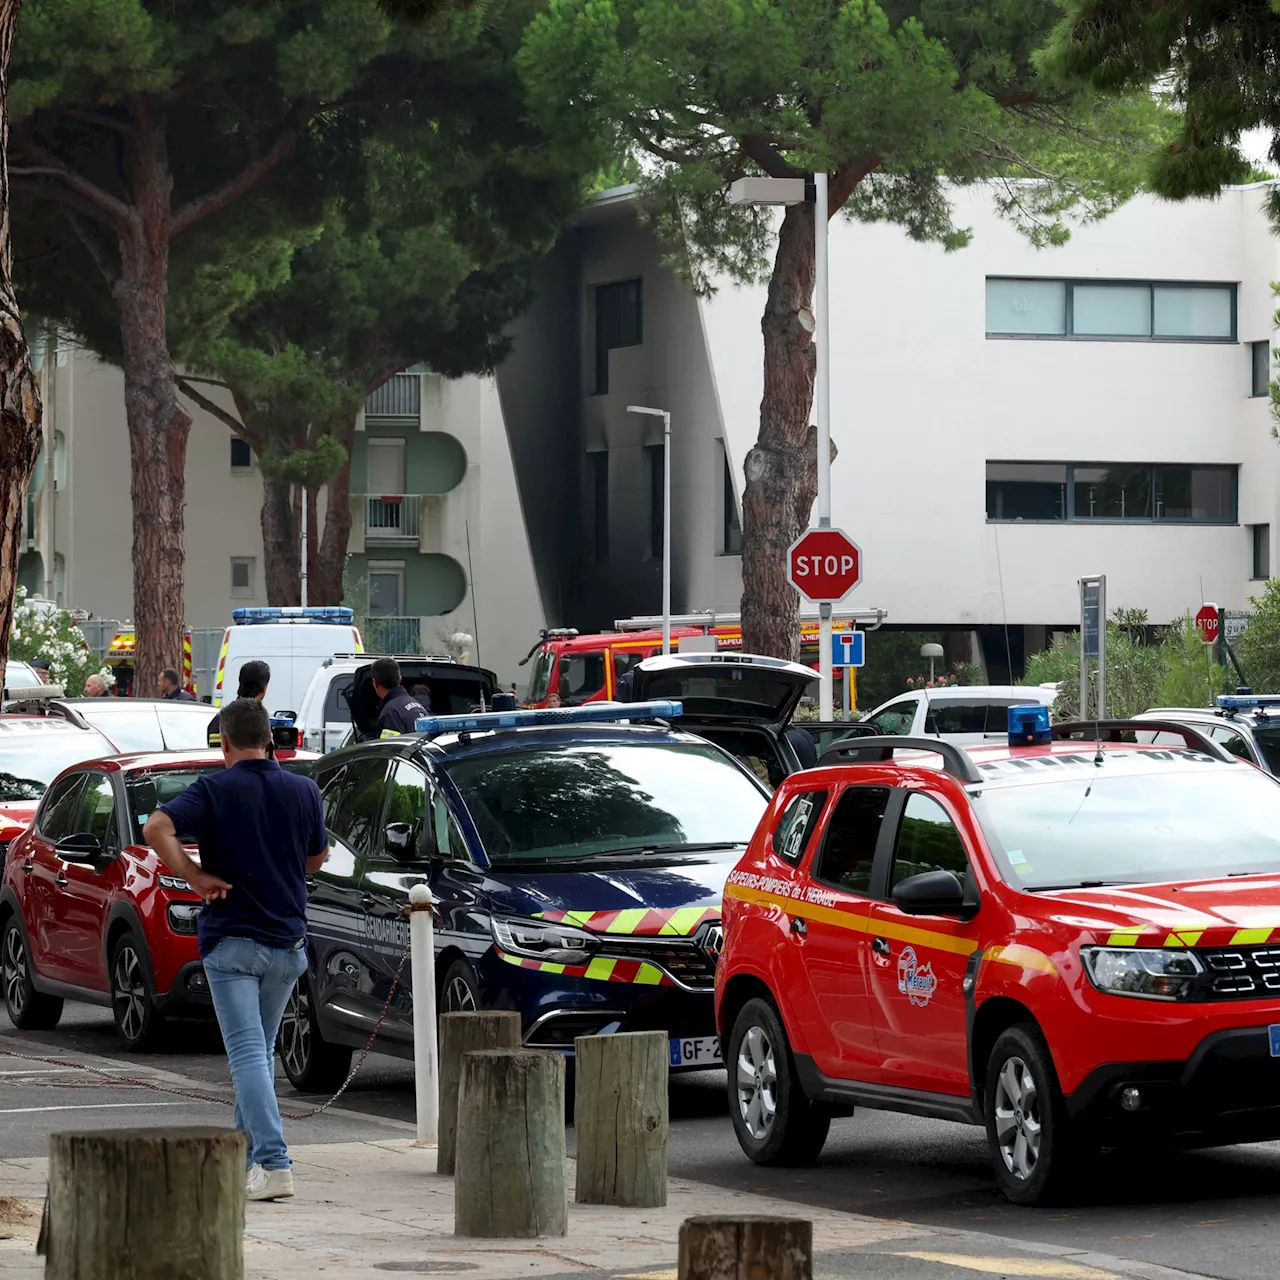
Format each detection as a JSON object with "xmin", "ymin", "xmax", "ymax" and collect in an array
[
  {"xmin": 324, "ymin": 676, "xmax": 354, "ymax": 725},
  {"xmin": 647, "ymin": 444, "xmax": 664, "ymax": 559},
  {"xmin": 381, "ymin": 759, "xmax": 427, "ymax": 859},
  {"xmin": 126, "ymin": 766, "xmax": 222, "ymax": 841},
  {"xmin": 230, "ymin": 437, "xmax": 252, "ymax": 469},
  {"xmin": 556, "ymin": 652, "xmax": 607, "ymax": 705},
  {"xmin": 38, "ymin": 773, "xmax": 87, "ymax": 841},
  {"xmin": 1253, "ymin": 524, "xmax": 1271, "ymax": 580},
  {"xmin": 1210, "ymin": 724, "xmax": 1255, "ymax": 763},
  {"xmin": 595, "ymin": 278, "xmax": 642, "ymax": 394},
  {"xmin": 924, "ymin": 703, "xmax": 989, "ymax": 735},
  {"xmin": 773, "ymin": 790, "xmax": 828, "ymax": 864},
  {"xmin": 723, "ymin": 450, "xmax": 742, "ymax": 554},
  {"xmin": 813, "ymin": 786, "xmax": 891, "ymax": 894},
  {"xmin": 988, "ymin": 463, "xmax": 1236, "ymax": 524},
  {"xmin": 1252, "ymin": 341, "xmax": 1271, "ymax": 397},
  {"xmin": 326, "ymin": 757, "xmax": 390, "ymax": 857},
  {"xmin": 76, "ymin": 773, "xmax": 118, "ymax": 848},
  {"xmin": 588, "ymin": 452, "xmax": 608, "ymax": 562},
  {"xmin": 864, "ymin": 700, "xmax": 916, "ymax": 735},
  {"xmin": 890, "ymin": 792, "xmax": 968, "ymax": 891}
]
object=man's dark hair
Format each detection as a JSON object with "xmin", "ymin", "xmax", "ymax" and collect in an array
[
  {"xmin": 160, "ymin": 667, "xmax": 181, "ymax": 686},
  {"xmin": 219, "ymin": 697, "xmax": 272, "ymax": 751},
  {"xmin": 371, "ymin": 657, "xmax": 402, "ymax": 689},
  {"xmin": 237, "ymin": 660, "xmax": 271, "ymax": 699}
]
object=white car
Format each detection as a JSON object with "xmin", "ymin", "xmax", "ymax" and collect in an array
[{"xmin": 859, "ymin": 684, "xmax": 1058, "ymax": 744}]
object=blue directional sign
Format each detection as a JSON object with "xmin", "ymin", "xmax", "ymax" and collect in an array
[{"xmin": 831, "ymin": 630, "xmax": 865, "ymax": 668}]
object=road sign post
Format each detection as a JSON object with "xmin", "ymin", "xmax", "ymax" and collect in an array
[
  {"xmin": 788, "ymin": 527, "xmax": 863, "ymax": 720},
  {"xmin": 830, "ymin": 630, "xmax": 865, "ymax": 668},
  {"xmin": 1079, "ymin": 576, "xmax": 1106, "ymax": 719}
]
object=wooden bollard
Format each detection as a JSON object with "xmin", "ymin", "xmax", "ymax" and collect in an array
[
  {"xmin": 454, "ymin": 1049, "xmax": 567, "ymax": 1237},
  {"xmin": 679, "ymin": 1215, "xmax": 813, "ymax": 1280},
  {"xmin": 574, "ymin": 1030, "xmax": 667, "ymax": 1206},
  {"xmin": 438, "ymin": 1010, "xmax": 521, "ymax": 1175},
  {"xmin": 44, "ymin": 1127, "xmax": 246, "ymax": 1280}
]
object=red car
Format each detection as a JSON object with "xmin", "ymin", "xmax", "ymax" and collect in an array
[
  {"xmin": 0, "ymin": 747, "xmax": 314, "ymax": 1049},
  {"xmin": 716, "ymin": 715, "xmax": 1280, "ymax": 1205}
]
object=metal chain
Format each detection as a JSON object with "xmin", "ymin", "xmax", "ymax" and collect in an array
[{"xmin": 0, "ymin": 934, "xmax": 413, "ymax": 1122}]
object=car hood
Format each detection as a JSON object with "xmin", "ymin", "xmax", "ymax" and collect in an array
[
  {"xmin": 0, "ymin": 799, "xmax": 36, "ymax": 840},
  {"xmin": 1042, "ymin": 878, "xmax": 1280, "ymax": 946}
]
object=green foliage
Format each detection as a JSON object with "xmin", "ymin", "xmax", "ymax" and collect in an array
[
  {"xmin": 8, "ymin": 588, "xmax": 110, "ymax": 696},
  {"xmin": 850, "ymin": 631, "xmax": 979, "ymax": 711},
  {"xmin": 1237, "ymin": 580, "xmax": 1280, "ymax": 693}
]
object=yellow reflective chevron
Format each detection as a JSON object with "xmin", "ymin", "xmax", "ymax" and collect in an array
[
  {"xmin": 662, "ymin": 906, "xmax": 711, "ymax": 936},
  {"xmin": 585, "ymin": 957, "xmax": 618, "ymax": 981},
  {"xmin": 1164, "ymin": 930, "xmax": 1204, "ymax": 947},
  {"xmin": 604, "ymin": 908, "xmax": 650, "ymax": 934},
  {"xmin": 1105, "ymin": 930, "xmax": 1143, "ymax": 947},
  {"xmin": 1231, "ymin": 928, "xmax": 1272, "ymax": 945}
]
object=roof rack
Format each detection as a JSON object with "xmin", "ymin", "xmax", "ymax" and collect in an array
[
  {"xmin": 1050, "ymin": 719, "xmax": 1233, "ymax": 761},
  {"xmin": 818, "ymin": 735, "xmax": 984, "ymax": 785}
]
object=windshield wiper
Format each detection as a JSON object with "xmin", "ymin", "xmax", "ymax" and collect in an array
[{"xmin": 1027, "ymin": 880, "xmax": 1121, "ymax": 891}]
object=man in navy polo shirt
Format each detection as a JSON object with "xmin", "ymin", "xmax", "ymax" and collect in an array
[{"xmin": 144, "ymin": 697, "xmax": 328, "ymax": 1202}]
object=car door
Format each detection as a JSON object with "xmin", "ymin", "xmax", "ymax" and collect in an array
[
  {"xmin": 23, "ymin": 772, "xmax": 89, "ymax": 983},
  {"xmin": 47, "ymin": 771, "xmax": 124, "ymax": 990},
  {"xmin": 862, "ymin": 697, "xmax": 921, "ymax": 736},
  {"xmin": 794, "ymin": 783, "xmax": 896, "ymax": 1083},
  {"xmin": 1209, "ymin": 722, "xmax": 1262, "ymax": 767},
  {"xmin": 866, "ymin": 789, "xmax": 979, "ymax": 1097}
]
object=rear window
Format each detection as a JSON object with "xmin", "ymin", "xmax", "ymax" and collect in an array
[
  {"xmin": 324, "ymin": 676, "xmax": 354, "ymax": 724},
  {"xmin": 0, "ymin": 725, "xmax": 116, "ymax": 801},
  {"xmin": 924, "ymin": 700, "xmax": 1026, "ymax": 736}
]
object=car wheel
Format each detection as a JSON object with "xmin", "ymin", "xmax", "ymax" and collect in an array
[
  {"xmin": 440, "ymin": 957, "xmax": 481, "ymax": 1014},
  {"xmin": 110, "ymin": 931, "xmax": 164, "ymax": 1051},
  {"xmin": 277, "ymin": 975, "xmax": 352, "ymax": 1093},
  {"xmin": 985, "ymin": 1024, "xmax": 1079, "ymax": 1206},
  {"xmin": 2, "ymin": 918, "xmax": 62, "ymax": 1030},
  {"xmin": 727, "ymin": 996, "xmax": 831, "ymax": 1166}
]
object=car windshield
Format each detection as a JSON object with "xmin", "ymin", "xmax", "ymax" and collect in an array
[
  {"xmin": 0, "ymin": 727, "xmax": 116, "ymax": 801},
  {"xmin": 526, "ymin": 650, "xmax": 555, "ymax": 703},
  {"xmin": 445, "ymin": 740, "xmax": 768, "ymax": 865},
  {"xmin": 975, "ymin": 761, "xmax": 1280, "ymax": 889},
  {"xmin": 126, "ymin": 766, "xmax": 224, "ymax": 841},
  {"xmin": 1250, "ymin": 726, "xmax": 1280, "ymax": 774}
]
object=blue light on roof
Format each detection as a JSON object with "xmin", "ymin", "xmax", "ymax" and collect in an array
[
  {"xmin": 1008, "ymin": 703, "xmax": 1052, "ymax": 746},
  {"xmin": 231, "ymin": 607, "xmax": 355, "ymax": 625},
  {"xmin": 415, "ymin": 700, "xmax": 685, "ymax": 735},
  {"xmin": 1217, "ymin": 694, "xmax": 1280, "ymax": 710}
]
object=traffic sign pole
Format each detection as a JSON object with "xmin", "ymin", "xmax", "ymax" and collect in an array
[{"xmin": 814, "ymin": 171, "xmax": 833, "ymax": 719}]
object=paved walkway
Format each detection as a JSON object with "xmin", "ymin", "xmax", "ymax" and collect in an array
[{"xmin": 0, "ymin": 1140, "xmax": 1215, "ymax": 1280}]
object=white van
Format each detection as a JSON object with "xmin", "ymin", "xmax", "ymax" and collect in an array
[
  {"xmin": 859, "ymin": 684, "xmax": 1058, "ymax": 745},
  {"xmin": 213, "ymin": 607, "xmax": 364, "ymax": 716}
]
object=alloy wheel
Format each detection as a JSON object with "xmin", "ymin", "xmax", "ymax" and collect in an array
[
  {"xmin": 993, "ymin": 1055, "xmax": 1042, "ymax": 1180},
  {"xmin": 3, "ymin": 927, "xmax": 27, "ymax": 1019},
  {"xmin": 443, "ymin": 975, "xmax": 477, "ymax": 1013},
  {"xmin": 112, "ymin": 945, "xmax": 146, "ymax": 1044},
  {"xmin": 279, "ymin": 983, "xmax": 311, "ymax": 1079},
  {"xmin": 735, "ymin": 1023, "xmax": 778, "ymax": 1141}
]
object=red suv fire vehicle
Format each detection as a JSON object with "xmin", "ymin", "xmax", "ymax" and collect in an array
[
  {"xmin": 1, "ymin": 746, "xmax": 313, "ymax": 1049},
  {"xmin": 717, "ymin": 710, "xmax": 1280, "ymax": 1204}
]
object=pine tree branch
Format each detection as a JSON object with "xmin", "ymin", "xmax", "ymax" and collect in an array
[
  {"xmin": 171, "ymin": 104, "xmax": 318, "ymax": 235},
  {"xmin": 738, "ymin": 133, "xmax": 805, "ymax": 179},
  {"xmin": 63, "ymin": 209, "xmax": 121, "ymax": 284},
  {"xmin": 829, "ymin": 155, "xmax": 884, "ymax": 214},
  {"xmin": 210, "ymin": 80, "xmax": 260, "ymax": 159},
  {"xmin": 55, "ymin": 107, "xmax": 136, "ymax": 136},
  {"xmin": 10, "ymin": 127, "xmax": 135, "ymax": 228},
  {"xmin": 175, "ymin": 374, "xmax": 250, "ymax": 439}
]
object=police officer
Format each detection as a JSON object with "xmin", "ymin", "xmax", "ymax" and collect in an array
[
  {"xmin": 209, "ymin": 660, "xmax": 273, "ymax": 755},
  {"xmin": 372, "ymin": 656, "xmax": 427, "ymax": 737}
]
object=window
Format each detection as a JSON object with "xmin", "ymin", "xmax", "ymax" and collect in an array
[
  {"xmin": 230, "ymin": 437, "xmax": 252, "ymax": 469},
  {"xmin": 555, "ymin": 651, "xmax": 607, "ymax": 705},
  {"xmin": 647, "ymin": 444, "xmax": 664, "ymax": 560},
  {"xmin": 382, "ymin": 759, "xmax": 427, "ymax": 859},
  {"xmin": 326, "ymin": 757, "xmax": 390, "ymax": 858},
  {"xmin": 1253, "ymin": 524, "xmax": 1271, "ymax": 580},
  {"xmin": 430, "ymin": 792, "xmax": 471, "ymax": 862},
  {"xmin": 1253, "ymin": 341, "xmax": 1271, "ymax": 398},
  {"xmin": 77, "ymin": 774, "xmax": 118, "ymax": 847},
  {"xmin": 1210, "ymin": 724, "xmax": 1255, "ymax": 764},
  {"xmin": 368, "ymin": 562, "xmax": 404, "ymax": 617},
  {"xmin": 813, "ymin": 786, "xmax": 891, "ymax": 894},
  {"xmin": 986, "ymin": 278, "xmax": 1236, "ymax": 342},
  {"xmin": 863, "ymin": 700, "xmax": 917, "ymax": 736},
  {"xmin": 721, "ymin": 444, "xmax": 742, "ymax": 555},
  {"xmin": 587, "ymin": 451, "xmax": 609, "ymax": 562},
  {"xmin": 987, "ymin": 463, "xmax": 1236, "ymax": 524},
  {"xmin": 230, "ymin": 557, "xmax": 255, "ymax": 598},
  {"xmin": 773, "ymin": 790, "xmax": 828, "ymax": 864},
  {"xmin": 891, "ymin": 793, "xmax": 968, "ymax": 891},
  {"xmin": 38, "ymin": 774, "xmax": 87, "ymax": 842},
  {"xmin": 595, "ymin": 278, "xmax": 642, "ymax": 394},
  {"xmin": 324, "ymin": 676, "xmax": 355, "ymax": 725}
]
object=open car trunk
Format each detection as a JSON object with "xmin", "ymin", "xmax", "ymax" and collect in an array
[{"xmin": 346, "ymin": 660, "xmax": 498, "ymax": 743}]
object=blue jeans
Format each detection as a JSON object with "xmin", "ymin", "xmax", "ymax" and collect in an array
[{"xmin": 203, "ymin": 936, "xmax": 308, "ymax": 1171}]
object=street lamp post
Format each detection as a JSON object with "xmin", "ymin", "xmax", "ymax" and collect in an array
[
  {"xmin": 627, "ymin": 405, "xmax": 673, "ymax": 654},
  {"xmin": 728, "ymin": 172, "xmax": 835, "ymax": 718}
]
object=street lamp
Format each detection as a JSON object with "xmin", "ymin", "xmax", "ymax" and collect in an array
[
  {"xmin": 627, "ymin": 405, "xmax": 673, "ymax": 654},
  {"xmin": 921, "ymin": 642, "xmax": 944, "ymax": 683},
  {"xmin": 728, "ymin": 171, "xmax": 835, "ymax": 717}
]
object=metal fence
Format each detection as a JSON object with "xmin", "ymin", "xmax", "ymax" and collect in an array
[
  {"xmin": 362, "ymin": 616, "xmax": 422, "ymax": 654},
  {"xmin": 365, "ymin": 373, "xmax": 421, "ymax": 419},
  {"xmin": 364, "ymin": 495, "xmax": 420, "ymax": 541}
]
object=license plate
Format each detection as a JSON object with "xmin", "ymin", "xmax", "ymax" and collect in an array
[
  {"xmin": 669, "ymin": 1035, "xmax": 722, "ymax": 1068},
  {"xmin": 1270, "ymin": 1025, "xmax": 1280, "ymax": 1058}
]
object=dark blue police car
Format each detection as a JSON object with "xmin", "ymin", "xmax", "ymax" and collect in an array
[{"xmin": 277, "ymin": 702, "xmax": 771, "ymax": 1089}]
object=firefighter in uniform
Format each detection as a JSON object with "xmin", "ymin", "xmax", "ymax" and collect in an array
[
  {"xmin": 371, "ymin": 657, "xmax": 428, "ymax": 737},
  {"xmin": 209, "ymin": 660, "xmax": 274, "ymax": 757}
]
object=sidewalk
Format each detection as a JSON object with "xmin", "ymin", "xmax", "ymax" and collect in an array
[{"xmin": 0, "ymin": 1139, "xmax": 1214, "ymax": 1280}]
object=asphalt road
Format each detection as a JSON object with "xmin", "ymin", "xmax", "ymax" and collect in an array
[{"xmin": 5, "ymin": 1006, "xmax": 1280, "ymax": 1280}]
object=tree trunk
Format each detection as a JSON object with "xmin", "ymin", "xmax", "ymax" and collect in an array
[
  {"xmin": 0, "ymin": 0, "xmax": 43, "ymax": 677},
  {"xmin": 315, "ymin": 421, "xmax": 356, "ymax": 606},
  {"xmin": 740, "ymin": 204, "xmax": 821, "ymax": 660},
  {"xmin": 261, "ymin": 472, "xmax": 299, "ymax": 604},
  {"xmin": 114, "ymin": 117, "xmax": 189, "ymax": 693},
  {"xmin": 678, "ymin": 1215, "xmax": 813, "ymax": 1280}
]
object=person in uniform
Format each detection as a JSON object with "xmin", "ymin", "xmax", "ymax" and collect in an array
[
  {"xmin": 209, "ymin": 661, "xmax": 272, "ymax": 754},
  {"xmin": 371, "ymin": 657, "xmax": 427, "ymax": 737}
]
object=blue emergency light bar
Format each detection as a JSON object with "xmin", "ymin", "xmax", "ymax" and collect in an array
[
  {"xmin": 415, "ymin": 700, "xmax": 685, "ymax": 735},
  {"xmin": 231, "ymin": 607, "xmax": 355, "ymax": 625},
  {"xmin": 1217, "ymin": 694, "xmax": 1280, "ymax": 710},
  {"xmin": 1008, "ymin": 703, "xmax": 1052, "ymax": 746}
]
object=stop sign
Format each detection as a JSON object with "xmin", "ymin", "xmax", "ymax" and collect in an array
[
  {"xmin": 788, "ymin": 527, "xmax": 862, "ymax": 603},
  {"xmin": 1196, "ymin": 603, "xmax": 1220, "ymax": 644}
]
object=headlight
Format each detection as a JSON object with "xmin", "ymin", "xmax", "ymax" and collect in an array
[
  {"xmin": 167, "ymin": 903, "xmax": 201, "ymax": 935},
  {"xmin": 159, "ymin": 874, "xmax": 193, "ymax": 892},
  {"xmin": 1081, "ymin": 947, "xmax": 1202, "ymax": 1001},
  {"xmin": 491, "ymin": 916, "xmax": 599, "ymax": 965}
]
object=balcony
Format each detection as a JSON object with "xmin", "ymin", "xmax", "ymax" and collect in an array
[
  {"xmin": 363, "ymin": 495, "xmax": 420, "ymax": 543},
  {"xmin": 362, "ymin": 616, "xmax": 422, "ymax": 653},
  {"xmin": 365, "ymin": 373, "xmax": 421, "ymax": 420}
]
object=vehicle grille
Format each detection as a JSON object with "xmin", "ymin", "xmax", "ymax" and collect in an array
[
  {"xmin": 1198, "ymin": 948, "xmax": 1280, "ymax": 999},
  {"xmin": 601, "ymin": 938, "xmax": 718, "ymax": 990}
]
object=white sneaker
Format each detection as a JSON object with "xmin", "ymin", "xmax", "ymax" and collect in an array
[{"xmin": 246, "ymin": 1164, "xmax": 294, "ymax": 1201}]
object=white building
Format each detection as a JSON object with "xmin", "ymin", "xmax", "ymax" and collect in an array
[{"xmin": 494, "ymin": 181, "xmax": 1280, "ymax": 679}]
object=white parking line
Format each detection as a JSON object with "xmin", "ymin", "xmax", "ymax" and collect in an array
[{"xmin": 0, "ymin": 1102, "xmax": 189, "ymax": 1115}]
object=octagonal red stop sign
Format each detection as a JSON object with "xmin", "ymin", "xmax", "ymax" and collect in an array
[
  {"xmin": 788, "ymin": 527, "xmax": 862, "ymax": 603},
  {"xmin": 1196, "ymin": 603, "xmax": 1220, "ymax": 644}
]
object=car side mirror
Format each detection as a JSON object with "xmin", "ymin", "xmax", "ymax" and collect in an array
[
  {"xmin": 892, "ymin": 870, "xmax": 975, "ymax": 919},
  {"xmin": 56, "ymin": 832, "xmax": 105, "ymax": 864},
  {"xmin": 383, "ymin": 822, "xmax": 422, "ymax": 864}
]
